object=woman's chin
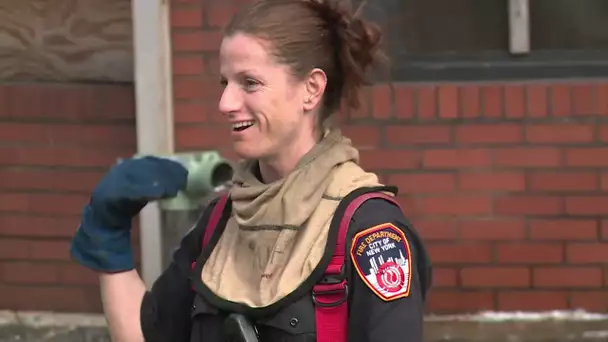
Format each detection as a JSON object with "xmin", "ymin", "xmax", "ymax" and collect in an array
[{"xmin": 232, "ymin": 142, "xmax": 264, "ymax": 160}]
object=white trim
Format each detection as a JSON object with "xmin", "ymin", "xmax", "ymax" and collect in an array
[{"xmin": 131, "ymin": 0, "xmax": 174, "ymax": 287}]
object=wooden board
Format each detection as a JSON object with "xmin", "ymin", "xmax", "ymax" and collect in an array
[{"xmin": 0, "ymin": 0, "xmax": 133, "ymax": 82}]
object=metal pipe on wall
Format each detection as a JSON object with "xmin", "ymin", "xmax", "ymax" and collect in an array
[{"xmin": 131, "ymin": 0, "xmax": 175, "ymax": 287}]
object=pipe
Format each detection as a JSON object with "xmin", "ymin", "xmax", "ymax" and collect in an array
[{"xmin": 131, "ymin": 0, "xmax": 174, "ymax": 288}]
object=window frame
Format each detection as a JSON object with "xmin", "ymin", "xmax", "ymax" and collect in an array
[{"xmin": 388, "ymin": 0, "xmax": 608, "ymax": 82}]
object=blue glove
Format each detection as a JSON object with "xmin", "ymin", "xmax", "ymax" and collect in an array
[{"xmin": 70, "ymin": 156, "xmax": 189, "ymax": 273}]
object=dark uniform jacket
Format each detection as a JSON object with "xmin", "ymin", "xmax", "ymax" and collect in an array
[{"xmin": 140, "ymin": 195, "xmax": 433, "ymax": 342}]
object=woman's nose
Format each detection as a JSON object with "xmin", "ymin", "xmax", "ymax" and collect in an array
[{"xmin": 218, "ymin": 84, "xmax": 242, "ymax": 115}]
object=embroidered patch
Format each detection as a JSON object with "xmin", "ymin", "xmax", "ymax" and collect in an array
[{"xmin": 350, "ymin": 223, "xmax": 412, "ymax": 301}]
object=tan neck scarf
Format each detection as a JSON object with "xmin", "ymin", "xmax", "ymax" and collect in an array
[
  {"xmin": 230, "ymin": 128, "xmax": 358, "ymax": 229},
  {"xmin": 200, "ymin": 129, "xmax": 380, "ymax": 307}
]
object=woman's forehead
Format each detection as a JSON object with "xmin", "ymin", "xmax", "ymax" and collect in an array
[{"xmin": 220, "ymin": 34, "xmax": 274, "ymax": 73}]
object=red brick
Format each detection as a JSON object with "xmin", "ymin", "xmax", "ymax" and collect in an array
[
  {"xmin": 415, "ymin": 195, "xmax": 492, "ymax": 216},
  {"xmin": 526, "ymin": 84, "xmax": 548, "ymax": 117},
  {"xmin": 171, "ymin": 7, "xmax": 204, "ymax": 28},
  {"xmin": 603, "ymin": 221, "xmax": 608, "ymax": 240},
  {"xmin": 458, "ymin": 171, "xmax": 525, "ymax": 192},
  {"xmin": 432, "ymin": 268, "xmax": 458, "ymax": 287},
  {"xmin": 0, "ymin": 169, "xmax": 102, "ymax": 193},
  {"xmin": 438, "ymin": 85, "xmax": 458, "ymax": 119},
  {"xmin": 359, "ymin": 149, "xmax": 421, "ymax": 171},
  {"xmin": 341, "ymin": 125, "xmax": 380, "ymax": 148},
  {"xmin": 570, "ymin": 291, "xmax": 608, "ymax": 312},
  {"xmin": 411, "ymin": 219, "xmax": 457, "ymax": 240},
  {"xmin": 494, "ymin": 195, "xmax": 563, "ymax": 215},
  {"xmin": 387, "ymin": 173, "xmax": 455, "ymax": 194},
  {"xmin": 0, "ymin": 284, "xmax": 101, "ymax": 312},
  {"xmin": 371, "ymin": 85, "xmax": 392, "ymax": 119},
  {"xmin": 461, "ymin": 267, "xmax": 530, "ymax": 288},
  {"xmin": 566, "ymin": 148, "xmax": 608, "ymax": 167},
  {"xmin": 58, "ymin": 263, "xmax": 99, "ymax": 286},
  {"xmin": 423, "ymin": 148, "xmax": 491, "ymax": 168},
  {"xmin": 172, "ymin": 30, "xmax": 221, "ymax": 52},
  {"xmin": 207, "ymin": 2, "xmax": 238, "ymax": 28},
  {"xmin": 0, "ymin": 239, "xmax": 30, "ymax": 259},
  {"xmin": 504, "ymin": 84, "xmax": 525, "ymax": 118},
  {"xmin": 459, "ymin": 85, "xmax": 480, "ymax": 118},
  {"xmin": 566, "ymin": 196, "xmax": 608, "ymax": 215},
  {"xmin": 529, "ymin": 219, "xmax": 598, "ymax": 241},
  {"xmin": 457, "ymin": 219, "xmax": 526, "ymax": 240},
  {"xmin": 427, "ymin": 290, "xmax": 495, "ymax": 313},
  {"xmin": 175, "ymin": 124, "xmax": 232, "ymax": 149},
  {"xmin": 566, "ymin": 243, "xmax": 608, "ymax": 263},
  {"xmin": 4, "ymin": 193, "xmax": 89, "ymax": 216},
  {"xmin": 174, "ymin": 78, "xmax": 213, "ymax": 100},
  {"xmin": 496, "ymin": 243, "xmax": 563, "ymax": 264},
  {"xmin": 498, "ymin": 291, "xmax": 568, "ymax": 311},
  {"xmin": 416, "ymin": 86, "xmax": 436, "ymax": 120},
  {"xmin": 0, "ymin": 146, "xmax": 128, "ymax": 168},
  {"xmin": 533, "ymin": 267, "xmax": 602, "ymax": 288},
  {"xmin": 529, "ymin": 171, "xmax": 598, "ymax": 192},
  {"xmin": 394, "ymin": 85, "xmax": 414, "ymax": 119},
  {"xmin": 481, "ymin": 85, "xmax": 502, "ymax": 117},
  {"xmin": 598, "ymin": 84, "xmax": 608, "ymax": 115},
  {"xmin": 0, "ymin": 215, "xmax": 81, "ymax": 238},
  {"xmin": 550, "ymin": 84, "xmax": 572, "ymax": 117},
  {"xmin": 346, "ymin": 87, "xmax": 370, "ymax": 119},
  {"xmin": 493, "ymin": 147, "xmax": 562, "ymax": 167},
  {"xmin": 455, "ymin": 124, "xmax": 522, "ymax": 144},
  {"xmin": 427, "ymin": 244, "xmax": 492, "ymax": 264},
  {"xmin": 1, "ymin": 262, "xmax": 58, "ymax": 284},
  {"xmin": 598, "ymin": 125, "xmax": 608, "ymax": 142},
  {"xmin": 173, "ymin": 55, "xmax": 205, "ymax": 76},
  {"xmin": 174, "ymin": 101, "xmax": 209, "ymax": 123},
  {"xmin": 385, "ymin": 125, "xmax": 451, "ymax": 145},
  {"xmin": 572, "ymin": 83, "xmax": 599, "ymax": 115},
  {"xmin": 525, "ymin": 124, "xmax": 594, "ymax": 143}
]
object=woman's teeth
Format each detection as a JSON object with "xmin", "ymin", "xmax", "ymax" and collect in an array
[{"xmin": 232, "ymin": 120, "xmax": 255, "ymax": 131}]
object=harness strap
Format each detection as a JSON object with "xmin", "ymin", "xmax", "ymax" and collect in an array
[
  {"xmin": 313, "ymin": 191, "xmax": 400, "ymax": 342},
  {"xmin": 191, "ymin": 193, "xmax": 230, "ymax": 271}
]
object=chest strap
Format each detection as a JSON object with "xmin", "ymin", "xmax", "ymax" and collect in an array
[
  {"xmin": 196, "ymin": 191, "xmax": 401, "ymax": 342},
  {"xmin": 313, "ymin": 191, "xmax": 400, "ymax": 342}
]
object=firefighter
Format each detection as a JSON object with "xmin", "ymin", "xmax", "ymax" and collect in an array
[{"xmin": 69, "ymin": 0, "xmax": 432, "ymax": 340}]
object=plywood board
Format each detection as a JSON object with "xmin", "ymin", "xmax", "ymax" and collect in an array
[{"xmin": 0, "ymin": 0, "xmax": 133, "ymax": 82}]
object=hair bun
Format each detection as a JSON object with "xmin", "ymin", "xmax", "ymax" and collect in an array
[{"xmin": 306, "ymin": 0, "xmax": 385, "ymax": 111}]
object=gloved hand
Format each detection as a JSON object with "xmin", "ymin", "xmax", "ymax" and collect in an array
[{"xmin": 70, "ymin": 156, "xmax": 189, "ymax": 273}]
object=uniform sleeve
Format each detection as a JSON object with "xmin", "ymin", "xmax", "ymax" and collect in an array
[
  {"xmin": 139, "ymin": 199, "xmax": 218, "ymax": 342},
  {"xmin": 346, "ymin": 198, "xmax": 432, "ymax": 342}
]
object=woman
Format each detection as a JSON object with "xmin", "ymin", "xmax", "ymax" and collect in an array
[{"xmin": 69, "ymin": 0, "xmax": 432, "ymax": 340}]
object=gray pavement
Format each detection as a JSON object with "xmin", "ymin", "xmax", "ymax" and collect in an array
[{"xmin": 1, "ymin": 310, "xmax": 608, "ymax": 342}]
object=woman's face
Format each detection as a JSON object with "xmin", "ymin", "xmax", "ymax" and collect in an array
[{"xmin": 218, "ymin": 33, "xmax": 321, "ymax": 162}]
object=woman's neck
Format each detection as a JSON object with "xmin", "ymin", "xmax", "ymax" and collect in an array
[{"xmin": 258, "ymin": 129, "xmax": 319, "ymax": 183}]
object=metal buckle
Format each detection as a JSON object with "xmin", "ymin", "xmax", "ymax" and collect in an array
[{"xmin": 312, "ymin": 283, "xmax": 349, "ymax": 308}]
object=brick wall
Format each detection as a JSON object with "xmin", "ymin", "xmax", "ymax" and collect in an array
[
  {"xmin": 171, "ymin": 0, "xmax": 608, "ymax": 314},
  {"xmin": 0, "ymin": 84, "xmax": 137, "ymax": 312}
]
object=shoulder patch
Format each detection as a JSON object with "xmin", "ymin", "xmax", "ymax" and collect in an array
[{"xmin": 350, "ymin": 222, "xmax": 412, "ymax": 301}]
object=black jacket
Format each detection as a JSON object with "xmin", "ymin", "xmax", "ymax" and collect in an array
[{"xmin": 140, "ymin": 192, "xmax": 432, "ymax": 342}]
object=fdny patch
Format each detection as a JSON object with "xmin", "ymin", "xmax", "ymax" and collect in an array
[{"xmin": 350, "ymin": 223, "xmax": 412, "ymax": 301}]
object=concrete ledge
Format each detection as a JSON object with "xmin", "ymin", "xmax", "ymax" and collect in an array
[{"xmin": 1, "ymin": 310, "xmax": 607, "ymax": 342}]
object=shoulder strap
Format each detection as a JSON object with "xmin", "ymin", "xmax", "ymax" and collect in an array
[
  {"xmin": 190, "ymin": 193, "xmax": 230, "ymax": 276},
  {"xmin": 201, "ymin": 192, "xmax": 230, "ymax": 249},
  {"xmin": 314, "ymin": 190, "xmax": 401, "ymax": 342}
]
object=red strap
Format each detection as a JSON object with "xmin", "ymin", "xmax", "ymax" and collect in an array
[
  {"xmin": 190, "ymin": 193, "xmax": 230, "ymax": 271},
  {"xmin": 314, "ymin": 191, "xmax": 400, "ymax": 342},
  {"xmin": 202, "ymin": 193, "xmax": 230, "ymax": 249}
]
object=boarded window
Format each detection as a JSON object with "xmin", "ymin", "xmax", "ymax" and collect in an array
[{"xmin": 0, "ymin": 0, "xmax": 133, "ymax": 83}]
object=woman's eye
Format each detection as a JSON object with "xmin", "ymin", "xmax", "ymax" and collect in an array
[{"xmin": 243, "ymin": 78, "xmax": 260, "ymax": 92}]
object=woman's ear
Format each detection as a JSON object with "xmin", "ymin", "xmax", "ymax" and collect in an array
[{"xmin": 302, "ymin": 68, "xmax": 327, "ymax": 112}]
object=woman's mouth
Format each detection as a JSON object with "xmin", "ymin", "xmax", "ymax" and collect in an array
[{"xmin": 232, "ymin": 120, "xmax": 255, "ymax": 132}]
